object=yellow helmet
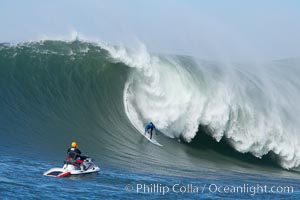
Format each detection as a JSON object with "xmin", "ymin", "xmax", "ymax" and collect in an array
[{"xmin": 71, "ymin": 141, "xmax": 77, "ymax": 148}]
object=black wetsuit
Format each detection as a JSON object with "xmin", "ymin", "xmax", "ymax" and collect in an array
[
  {"xmin": 67, "ymin": 147, "xmax": 81, "ymax": 160},
  {"xmin": 67, "ymin": 147, "xmax": 88, "ymax": 161}
]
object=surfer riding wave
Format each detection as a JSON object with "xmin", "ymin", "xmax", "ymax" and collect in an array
[{"xmin": 145, "ymin": 122, "xmax": 157, "ymax": 139}]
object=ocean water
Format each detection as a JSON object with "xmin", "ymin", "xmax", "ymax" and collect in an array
[{"xmin": 1, "ymin": 40, "xmax": 300, "ymax": 199}]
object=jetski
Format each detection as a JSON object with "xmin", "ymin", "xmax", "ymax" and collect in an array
[{"xmin": 43, "ymin": 157, "xmax": 100, "ymax": 178}]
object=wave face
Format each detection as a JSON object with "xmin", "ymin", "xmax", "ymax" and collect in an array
[{"xmin": 1, "ymin": 40, "xmax": 300, "ymax": 170}]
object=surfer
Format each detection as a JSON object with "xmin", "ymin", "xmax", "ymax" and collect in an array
[{"xmin": 145, "ymin": 122, "xmax": 157, "ymax": 139}]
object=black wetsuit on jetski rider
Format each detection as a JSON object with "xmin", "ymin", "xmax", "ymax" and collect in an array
[{"xmin": 67, "ymin": 142, "xmax": 88, "ymax": 162}]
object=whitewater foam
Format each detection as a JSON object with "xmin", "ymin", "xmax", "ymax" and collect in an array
[{"xmin": 105, "ymin": 42, "xmax": 300, "ymax": 169}]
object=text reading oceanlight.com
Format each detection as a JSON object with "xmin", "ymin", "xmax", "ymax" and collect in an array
[{"xmin": 125, "ymin": 183, "xmax": 294, "ymax": 196}]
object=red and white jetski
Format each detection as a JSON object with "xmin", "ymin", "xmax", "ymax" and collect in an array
[{"xmin": 43, "ymin": 157, "xmax": 100, "ymax": 178}]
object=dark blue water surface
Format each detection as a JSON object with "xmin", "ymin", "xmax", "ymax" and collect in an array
[{"xmin": 1, "ymin": 154, "xmax": 299, "ymax": 200}]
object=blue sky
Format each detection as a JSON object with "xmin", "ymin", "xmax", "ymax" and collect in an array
[{"xmin": 1, "ymin": 0, "xmax": 299, "ymax": 60}]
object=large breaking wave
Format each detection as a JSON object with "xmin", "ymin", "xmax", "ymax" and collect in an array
[
  {"xmin": 1, "ymin": 40, "xmax": 300, "ymax": 169},
  {"xmin": 105, "ymin": 42, "xmax": 300, "ymax": 169}
]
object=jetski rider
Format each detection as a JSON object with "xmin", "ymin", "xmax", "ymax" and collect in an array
[{"xmin": 67, "ymin": 141, "xmax": 88, "ymax": 169}]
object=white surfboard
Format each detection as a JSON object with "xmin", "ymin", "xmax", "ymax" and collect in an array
[{"xmin": 142, "ymin": 132, "xmax": 163, "ymax": 146}]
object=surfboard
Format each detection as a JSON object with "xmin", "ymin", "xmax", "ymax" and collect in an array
[{"xmin": 142, "ymin": 132, "xmax": 163, "ymax": 146}]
